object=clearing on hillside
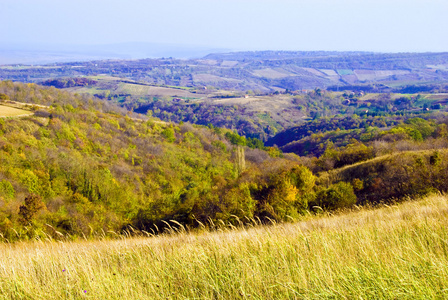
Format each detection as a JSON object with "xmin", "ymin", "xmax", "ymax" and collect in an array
[{"xmin": 0, "ymin": 105, "xmax": 32, "ymax": 117}]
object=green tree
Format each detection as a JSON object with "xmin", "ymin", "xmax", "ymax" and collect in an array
[
  {"xmin": 0, "ymin": 180, "xmax": 15, "ymax": 199},
  {"xmin": 315, "ymin": 182, "xmax": 357, "ymax": 210},
  {"xmin": 162, "ymin": 127, "xmax": 176, "ymax": 142}
]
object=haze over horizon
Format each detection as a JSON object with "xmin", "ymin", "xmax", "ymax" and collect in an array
[{"xmin": 1, "ymin": 0, "xmax": 447, "ymax": 64}]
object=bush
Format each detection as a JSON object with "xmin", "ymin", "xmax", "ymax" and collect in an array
[
  {"xmin": 162, "ymin": 127, "xmax": 176, "ymax": 142},
  {"xmin": 19, "ymin": 194, "xmax": 46, "ymax": 225},
  {"xmin": 0, "ymin": 180, "xmax": 15, "ymax": 200},
  {"xmin": 314, "ymin": 182, "xmax": 357, "ymax": 210},
  {"xmin": 250, "ymin": 164, "xmax": 316, "ymax": 221},
  {"xmin": 225, "ymin": 131, "xmax": 246, "ymax": 146}
]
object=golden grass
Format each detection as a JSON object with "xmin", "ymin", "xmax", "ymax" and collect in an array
[
  {"xmin": 0, "ymin": 105, "xmax": 33, "ymax": 118},
  {"xmin": 1, "ymin": 194, "xmax": 448, "ymax": 299}
]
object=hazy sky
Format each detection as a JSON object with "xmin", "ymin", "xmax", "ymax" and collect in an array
[{"xmin": 1, "ymin": 0, "xmax": 447, "ymax": 52}]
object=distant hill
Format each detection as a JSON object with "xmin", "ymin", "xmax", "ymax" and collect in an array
[
  {"xmin": 0, "ymin": 43, "xmax": 230, "ymax": 65},
  {"xmin": 1, "ymin": 51, "xmax": 448, "ymax": 92},
  {"xmin": 203, "ymin": 50, "xmax": 372, "ymax": 60},
  {"xmin": 204, "ymin": 51, "xmax": 448, "ymax": 69}
]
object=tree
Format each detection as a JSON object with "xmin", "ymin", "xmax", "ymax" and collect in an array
[
  {"xmin": 19, "ymin": 194, "xmax": 46, "ymax": 225},
  {"xmin": 315, "ymin": 182, "xmax": 357, "ymax": 210}
]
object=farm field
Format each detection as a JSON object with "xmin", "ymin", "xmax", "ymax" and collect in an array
[
  {"xmin": 424, "ymin": 93, "xmax": 448, "ymax": 101},
  {"xmin": 211, "ymin": 94, "xmax": 299, "ymax": 113},
  {"xmin": 0, "ymin": 105, "xmax": 32, "ymax": 117},
  {"xmin": 114, "ymin": 82, "xmax": 201, "ymax": 98},
  {"xmin": 252, "ymin": 68, "xmax": 292, "ymax": 79},
  {"xmin": 1, "ymin": 194, "xmax": 448, "ymax": 299},
  {"xmin": 65, "ymin": 76, "xmax": 207, "ymax": 99}
]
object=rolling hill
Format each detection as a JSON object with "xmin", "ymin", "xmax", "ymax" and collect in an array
[{"xmin": 1, "ymin": 51, "xmax": 448, "ymax": 92}]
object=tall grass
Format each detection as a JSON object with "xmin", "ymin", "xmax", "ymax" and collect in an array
[{"xmin": 1, "ymin": 194, "xmax": 448, "ymax": 299}]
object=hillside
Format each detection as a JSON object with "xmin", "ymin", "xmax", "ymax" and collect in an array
[
  {"xmin": 3, "ymin": 81, "xmax": 448, "ymax": 244},
  {"xmin": 0, "ymin": 81, "xmax": 319, "ymax": 241},
  {"xmin": 2, "ymin": 82, "xmax": 448, "ymax": 299},
  {"xmin": 32, "ymin": 76, "xmax": 448, "ymax": 142},
  {"xmin": 1, "ymin": 193, "xmax": 448, "ymax": 299}
]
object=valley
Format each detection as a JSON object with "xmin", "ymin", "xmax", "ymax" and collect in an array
[
  {"xmin": 2, "ymin": 0, "xmax": 447, "ymax": 297},
  {"xmin": 1, "ymin": 51, "xmax": 448, "ymax": 299}
]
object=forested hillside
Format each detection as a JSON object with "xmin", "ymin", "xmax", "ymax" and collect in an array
[
  {"xmin": 0, "ymin": 82, "xmax": 319, "ymax": 240},
  {"xmin": 33, "ymin": 76, "xmax": 448, "ymax": 142},
  {"xmin": 2, "ymin": 81, "xmax": 448, "ymax": 242}
]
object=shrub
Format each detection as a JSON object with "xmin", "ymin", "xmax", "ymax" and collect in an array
[
  {"xmin": 252, "ymin": 164, "xmax": 316, "ymax": 221},
  {"xmin": 162, "ymin": 127, "xmax": 176, "ymax": 142},
  {"xmin": 19, "ymin": 194, "xmax": 46, "ymax": 225},
  {"xmin": 212, "ymin": 140, "xmax": 227, "ymax": 152},
  {"xmin": 0, "ymin": 180, "xmax": 15, "ymax": 200},
  {"xmin": 225, "ymin": 131, "xmax": 246, "ymax": 146},
  {"xmin": 315, "ymin": 182, "xmax": 357, "ymax": 210}
]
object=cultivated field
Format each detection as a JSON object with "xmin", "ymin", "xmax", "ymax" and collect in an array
[
  {"xmin": 115, "ymin": 82, "xmax": 201, "ymax": 98},
  {"xmin": 1, "ymin": 194, "xmax": 447, "ymax": 299},
  {"xmin": 252, "ymin": 68, "xmax": 292, "ymax": 79},
  {"xmin": 65, "ymin": 76, "xmax": 207, "ymax": 99},
  {"xmin": 0, "ymin": 105, "xmax": 32, "ymax": 117}
]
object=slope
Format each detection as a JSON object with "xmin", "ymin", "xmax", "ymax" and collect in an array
[{"xmin": 1, "ymin": 193, "xmax": 447, "ymax": 299}]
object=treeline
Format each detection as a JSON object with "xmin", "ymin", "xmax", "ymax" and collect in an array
[
  {"xmin": 0, "ymin": 80, "xmax": 129, "ymax": 115},
  {"xmin": 41, "ymin": 78, "xmax": 97, "ymax": 89},
  {"xmin": 266, "ymin": 113, "xmax": 448, "ymax": 207},
  {"xmin": 266, "ymin": 115, "xmax": 404, "ymax": 148},
  {"xmin": 267, "ymin": 118, "xmax": 448, "ymax": 217}
]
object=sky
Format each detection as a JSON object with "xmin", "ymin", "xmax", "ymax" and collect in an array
[{"xmin": 1, "ymin": 0, "xmax": 447, "ymax": 54}]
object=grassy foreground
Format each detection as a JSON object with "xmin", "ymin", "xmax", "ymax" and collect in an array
[{"xmin": 1, "ymin": 195, "xmax": 448, "ymax": 299}]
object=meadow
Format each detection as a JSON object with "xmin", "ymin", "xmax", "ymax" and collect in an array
[
  {"xmin": 0, "ymin": 105, "xmax": 32, "ymax": 118},
  {"xmin": 1, "ymin": 193, "xmax": 447, "ymax": 299}
]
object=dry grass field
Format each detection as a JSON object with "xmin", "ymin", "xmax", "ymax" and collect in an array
[
  {"xmin": 1, "ymin": 194, "xmax": 448, "ymax": 299},
  {"xmin": 0, "ymin": 105, "xmax": 33, "ymax": 118}
]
